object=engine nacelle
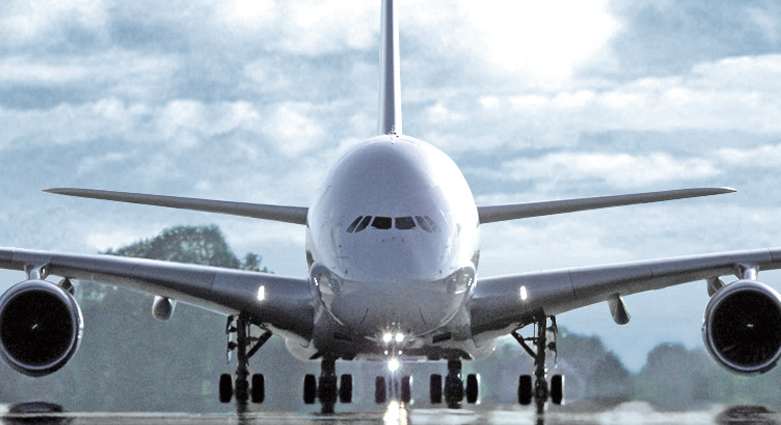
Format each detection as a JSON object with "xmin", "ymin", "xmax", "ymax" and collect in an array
[
  {"xmin": 0, "ymin": 280, "xmax": 83, "ymax": 377},
  {"xmin": 702, "ymin": 279, "xmax": 781, "ymax": 375}
]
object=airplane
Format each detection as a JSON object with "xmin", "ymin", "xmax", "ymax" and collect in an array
[{"xmin": 1, "ymin": 0, "xmax": 781, "ymax": 415}]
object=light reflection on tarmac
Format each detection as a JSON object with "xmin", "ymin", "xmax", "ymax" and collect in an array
[{"xmin": 2, "ymin": 402, "xmax": 780, "ymax": 425}]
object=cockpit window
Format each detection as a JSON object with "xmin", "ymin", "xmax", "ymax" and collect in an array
[
  {"xmin": 395, "ymin": 216, "xmax": 416, "ymax": 230},
  {"xmin": 415, "ymin": 216, "xmax": 430, "ymax": 232},
  {"xmin": 346, "ymin": 216, "xmax": 363, "ymax": 233},
  {"xmin": 346, "ymin": 215, "xmax": 440, "ymax": 233},
  {"xmin": 424, "ymin": 216, "xmax": 441, "ymax": 233},
  {"xmin": 356, "ymin": 216, "xmax": 372, "ymax": 233},
  {"xmin": 372, "ymin": 216, "xmax": 393, "ymax": 229}
]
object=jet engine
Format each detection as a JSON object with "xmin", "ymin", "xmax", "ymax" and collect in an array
[
  {"xmin": 702, "ymin": 279, "xmax": 781, "ymax": 374},
  {"xmin": 0, "ymin": 280, "xmax": 83, "ymax": 377}
]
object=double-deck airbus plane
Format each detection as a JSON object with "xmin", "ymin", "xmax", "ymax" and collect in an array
[{"xmin": 2, "ymin": 0, "xmax": 781, "ymax": 414}]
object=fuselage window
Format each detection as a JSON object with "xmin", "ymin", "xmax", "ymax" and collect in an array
[
  {"xmin": 355, "ymin": 216, "xmax": 372, "ymax": 233},
  {"xmin": 346, "ymin": 216, "xmax": 363, "ymax": 233},
  {"xmin": 395, "ymin": 216, "xmax": 416, "ymax": 230},
  {"xmin": 372, "ymin": 216, "xmax": 392, "ymax": 229}
]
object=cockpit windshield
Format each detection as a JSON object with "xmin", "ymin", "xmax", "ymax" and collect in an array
[{"xmin": 346, "ymin": 215, "xmax": 441, "ymax": 233}]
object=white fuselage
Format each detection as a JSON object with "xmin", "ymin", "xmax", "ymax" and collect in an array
[{"xmin": 303, "ymin": 134, "xmax": 481, "ymax": 359}]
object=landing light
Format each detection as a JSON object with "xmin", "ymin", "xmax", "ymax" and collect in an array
[
  {"xmin": 388, "ymin": 357, "xmax": 400, "ymax": 372},
  {"xmin": 520, "ymin": 285, "xmax": 528, "ymax": 301},
  {"xmin": 395, "ymin": 332, "xmax": 404, "ymax": 343},
  {"xmin": 383, "ymin": 332, "xmax": 393, "ymax": 343},
  {"xmin": 257, "ymin": 285, "xmax": 266, "ymax": 302}
]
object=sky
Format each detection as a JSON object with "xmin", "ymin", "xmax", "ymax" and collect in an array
[{"xmin": 2, "ymin": 0, "xmax": 781, "ymax": 372}]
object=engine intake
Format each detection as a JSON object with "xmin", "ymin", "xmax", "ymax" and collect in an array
[
  {"xmin": 0, "ymin": 279, "xmax": 83, "ymax": 377},
  {"xmin": 702, "ymin": 279, "xmax": 781, "ymax": 374}
]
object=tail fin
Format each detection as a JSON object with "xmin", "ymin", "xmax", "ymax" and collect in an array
[{"xmin": 378, "ymin": 0, "xmax": 402, "ymax": 136}]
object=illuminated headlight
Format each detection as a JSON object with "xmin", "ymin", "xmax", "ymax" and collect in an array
[
  {"xmin": 395, "ymin": 332, "xmax": 404, "ymax": 343},
  {"xmin": 388, "ymin": 358, "xmax": 400, "ymax": 372},
  {"xmin": 383, "ymin": 332, "xmax": 393, "ymax": 343}
]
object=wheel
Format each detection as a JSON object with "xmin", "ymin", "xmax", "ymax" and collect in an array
[
  {"xmin": 339, "ymin": 374, "xmax": 353, "ymax": 404},
  {"xmin": 518, "ymin": 375, "xmax": 532, "ymax": 405},
  {"xmin": 251, "ymin": 374, "xmax": 264, "ymax": 404},
  {"xmin": 219, "ymin": 374, "xmax": 233, "ymax": 403},
  {"xmin": 430, "ymin": 374, "xmax": 442, "ymax": 404},
  {"xmin": 550, "ymin": 374, "xmax": 564, "ymax": 405},
  {"xmin": 401, "ymin": 375, "xmax": 412, "ymax": 404},
  {"xmin": 465, "ymin": 374, "xmax": 479, "ymax": 404},
  {"xmin": 303, "ymin": 374, "xmax": 317, "ymax": 404},
  {"xmin": 234, "ymin": 375, "xmax": 249, "ymax": 402},
  {"xmin": 319, "ymin": 375, "xmax": 338, "ymax": 404},
  {"xmin": 444, "ymin": 375, "xmax": 463, "ymax": 407},
  {"xmin": 375, "ymin": 376, "xmax": 387, "ymax": 404}
]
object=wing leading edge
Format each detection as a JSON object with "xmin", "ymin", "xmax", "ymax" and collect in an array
[
  {"xmin": 477, "ymin": 187, "xmax": 734, "ymax": 224},
  {"xmin": 470, "ymin": 247, "xmax": 781, "ymax": 337},
  {"xmin": 45, "ymin": 188, "xmax": 308, "ymax": 225},
  {"xmin": 0, "ymin": 247, "xmax": 315, "ymax": 341}
]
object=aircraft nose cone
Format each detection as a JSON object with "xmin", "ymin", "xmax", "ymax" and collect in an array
[{"xmin": 312, "ymin": 264, "xmax": 475, "ymax": 336}]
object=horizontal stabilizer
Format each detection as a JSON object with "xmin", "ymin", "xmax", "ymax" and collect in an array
[
  {"xmin": 45, "ymin": 188, "xmax": 308, "ymax": 225},
  {"xmin": 477, "ymin": 187, "xmax": 734, "ymax": 224}
]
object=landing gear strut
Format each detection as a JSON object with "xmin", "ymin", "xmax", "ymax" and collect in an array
[
  {"xmin": 219, "ymin": 312, "xmax": 271, "ymax": 405},
  {"xmin": 512, "ymin": 315, "xmax": 564, "ymax": 414}
]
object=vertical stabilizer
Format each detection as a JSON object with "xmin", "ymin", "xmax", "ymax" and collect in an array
[{"xmin": 378, "ymin": 0, "xmax": 402, "ymax": 136}]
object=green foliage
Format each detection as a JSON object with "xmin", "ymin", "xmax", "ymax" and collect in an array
[{"xmin": 103, "ymin": 224, "xmax": 269, "ymax": 272}]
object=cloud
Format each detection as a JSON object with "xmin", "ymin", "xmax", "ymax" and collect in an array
[
  {"xmin": 607, "ymin": 0, "xmax": 781, "ymax": 77},
  {"xmin": 485, "ymin": 151, "xmax": 719, "ymax": 188}
]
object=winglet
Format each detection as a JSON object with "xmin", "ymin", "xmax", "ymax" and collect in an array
[{"xmin": 377, "ymin": 0, "xmax": 402, "ymax": 136}]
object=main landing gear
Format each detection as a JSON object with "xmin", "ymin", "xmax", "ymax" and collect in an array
[
  {"xmin": 302, "ymin": 357, "xmax": 353, "ymax": 414},
  {"xmin": 428, "ymin": 359, "xmax": 479, "ymax": 408},
  {"xmin": 512, "ymin": 316, "xmax": 564, "ymax": 414},
  {"xmin": 219, "ymin": 313, "xmax": 272, "ymax": 405}
]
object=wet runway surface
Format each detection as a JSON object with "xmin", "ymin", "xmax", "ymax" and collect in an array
[{"xmin": 3, "ymin": 403, "xmax": 781, "ymax": 425}]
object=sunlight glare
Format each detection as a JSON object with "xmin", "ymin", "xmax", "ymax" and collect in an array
[{"xmin": 461, "ymin": 0, "xmax": 619, "ymax": 86}]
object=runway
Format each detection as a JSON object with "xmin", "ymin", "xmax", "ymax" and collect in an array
[{"xmin": 2, "ymin": 402, "xmax": 780, "ymax": 425}]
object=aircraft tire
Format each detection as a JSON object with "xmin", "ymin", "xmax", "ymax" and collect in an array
[
  {"xmin": 375, "ymin": 376, "xmax": 387, "ymax": 404},
  {"xmin": 339, "ymin": 374, "xmax": 353, "ymax": 403},
  {"xmin": 219, "ymin": 374, "xmax": 233, "ymax": 403},
  {"xmin": 251, "ymin": 374, "xmax": 265, "ymax": 404},
  {"xmin": 551, "ymin": 374, "xmax": 564, "ymax": 405},
  {"xmin": 518, "ymin": 375, "xmax": 532, "ymax": 405},
  {"xmin": 401, "ymin": 375, "xmax": 412, "ymax": 403},
  {"xmin": 430, "ymin": 374, "xmax": 442, "ymax": 404},
  {"xmin": 465, "ymin": 374, "xmax": 478, "ymax": 404},
  {"xmin": 303, "ymin": 374, "xmax": 317, "ymax": 404}
]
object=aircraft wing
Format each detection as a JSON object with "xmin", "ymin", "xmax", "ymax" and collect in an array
[
  {"xmin": 477, "ymin": 187, "xmax": 734, "ymax": 224},
  {"xmin": 469, "ymin": 247, "xmax": 781, "ymax": 336},
  {"xmin": 0, "ymin": 247, "xmax": 315, "ymax": 341},
  {"xmin": 44, "ymin": 188, "xmax": 309, "ymax": 225}
]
